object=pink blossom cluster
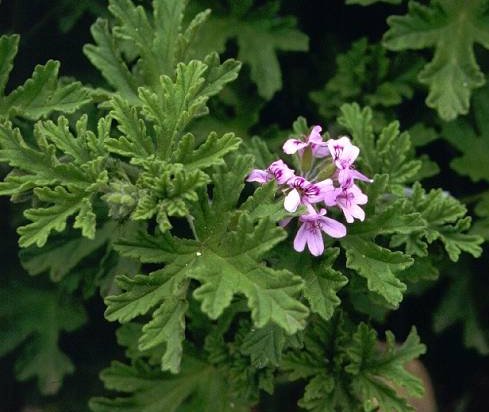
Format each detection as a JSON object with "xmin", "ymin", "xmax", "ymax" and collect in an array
[{"xmin": 247, "ymin": 126, "xmax": 372, "ymax": 256}]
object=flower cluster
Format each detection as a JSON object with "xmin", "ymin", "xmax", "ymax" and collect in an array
[{"xmin": 247, "ymin": 126, "xmax": 372, "ymax": 256}]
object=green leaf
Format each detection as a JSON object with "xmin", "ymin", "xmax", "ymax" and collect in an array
[
  {"xmin": 83, "ymin": 18, "xmax": 139, "ymax": 103},
  {"xmin": 311, "ymin": 38, "xmax": 418, "ymax": 118},
  {"xmin": 0, "ymin": 34, "xmax": 19, "ymax": 96},
  {"xmin": 138, "ymin": 57, "xmax": 240, "ymax": 159},
  {"xmin": 349, "ymin": 198, "xmax": 426, "ymax": 237},
  {"xmin": 302, "ymin": 249, "xmax": 348, "ymax": 321},
  {"xmin": 390, "ymin": 184, "xmax": 483, "ymax": 261},
  {"xmin": 338, "ymin": 104, "xmax": 422, "ymax": 190},
  {"xmin": 338, "ymin": 103, "xmax": 377, "ymax": 173},
  {"xmin": 298, "ymin": 374, "xmax": 351, "ymax": 412},
  {"xmin": 105, "ymin": 96, "xmax": 154, "ymax": 157},
  {"xmin": 343, "ymin": 237, "xmax": 412, "ymax": 308},
  {"xmin": 130, "ymin": 160, "xmax": 210, "ymax": 231},
  {"xmin": 114, "ymin": 230, "xmax": 198, "ymax": 264},
  {"xmin": 85, "ymin": 0, "xmax": 225, "ymax": 99},
  {"xmin": 172, "ymin": 131, "xmax": 241, "ymax": 170},
  {"xmin": 4, "ymin": 60, "xmax": 90, "ymax": 120},
  {"xmin": 433, "ymin": 274, "xmax": 489, "ymax": 355},
  {"xmin": 240, "ymin": 323, "xmax": 287, "ymax": 368},
  {"xmin": 108, "ymin": 0, "xmax": 162, "ymax": 86},
  {"xmin": 442, "ymin": 84, "xmax": 489, "ymax": 182},
  {"xmin": 20, "ymin": 222, "xmax": 114, "ymax": 281},
  {"xmin": 139, "ymin": 298, "xmax": 188, "ymax": 373},
  {"xmin": 0, "ymin": 116, "xmax": 107, "ymax": 195},
  {"xmin": 240, "ymin": 181, "xmax": 288, "ymax": 223},
  {"xmin": 383, "ymin": 0, "xmax": 489, "ymax": 120},
  {"xmin": 89, "ymin": 357, "xmax": 249, "ymax": 412},
  {"xmin": 286, "ymin": 315, "xmax": 426, "ymax": 412},
  {"xmin": 105, "ymin": 258, "xmax": 191, "ymax": 373},
  {"xmin": 195, "ymin": 1, "xmax": 308, "ymax": 99},
  {"xmin": 18, "ymin": 187, "xmax": 96, "ymax": 247},
  {"xmin": 104, "ymin": 263, "xmax": 189, "ymax": 324},
  {"xmin": 0, "ymin": 283, "xmax": 86, "ymax": 394},
  {"xmin": 346, "ymin": 324, "xmax": 426, "ymax": 411},
  {"xmin": 191, "ymin": 252, "xmax": 308, "ymax": 334}
]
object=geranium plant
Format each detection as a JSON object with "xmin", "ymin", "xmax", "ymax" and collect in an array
[{"xmin": 1, "ymin": 0, "xmax": 488, "ymax": 411}]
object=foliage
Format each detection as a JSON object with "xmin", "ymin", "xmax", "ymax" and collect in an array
[
  {"xmin": 1, "ymin": 0, "xmax": 488, "ymax": 411},
  {"xmin": 282, "ymin": 314, "xmax": 426, "ymax": 412},
  {"xmin": 311, "ymin": 38, "xmax": 421, "ymax": 121},
  {"xmin": 0, "ymin": 34, "xmax": 90, "ymax": 120},
  {"xmin": 383, "ymin": 0, "xmax": 489, "ymax": 120},
  {"xmin": 0, "ymin": 281, "xmax": 87, "ymax": 395},
  {"xmin": 190, "ymin": 0, "xmax": 309, "ymax": 99}
]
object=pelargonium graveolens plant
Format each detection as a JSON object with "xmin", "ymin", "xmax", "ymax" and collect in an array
[{"xmin": 0, "ymin": 0, "xmax": 486, "ymax": 411}]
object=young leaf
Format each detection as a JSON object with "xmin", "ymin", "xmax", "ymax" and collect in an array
[
  {"xmin": 383, "ymin": 0, "xmax": 489, "ymax": 120},
  {"xmin": 4, "ymin": 60, "xmax": 90, "ymax": 120},
  {"xmin": 83, "ymin": 18, "xmax": 139, "ymax": 103},
  {"xmin": 138, "ymin": 57, "xmax": 240, "ymax": 159},
  {"xmin": 172, "ymin": 131, "xmax": 241, "ymax": 170},
  {"xmin": 105, "ymin": 96, "xmax": 154, "ymax": 158},
  {"xmin": 18, "ymin": 187, "xmax": 96, "ymax": 247}
]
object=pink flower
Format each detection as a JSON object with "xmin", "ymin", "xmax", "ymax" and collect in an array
[
  {"xmin": 284, "ymin": 177, "xmax": 334, "ymax": 212},
  {"xmin": 283, "ymin": 126, "xmax": 329, "ymax": 158},
  {"xmin": 334, "ymin": 184, "xmax": 368, "ymax": 223},
  {"xmin": 247, "ymin": 160, "xmax": 295, "ymax": 185},
  {"xmin": 326, "ymin": 136, "xmax": 359, "ymax": 169},
  {"xmin": 293, "ymin": 208, "xmax": 347, "ymax": 256},
  {"xmin": 327, "ymin": 136, "xmax": 372, "ymax": 187},
  {"xmin": 338, "ymin": 168, "xmax": 372, "ymax": 187}
]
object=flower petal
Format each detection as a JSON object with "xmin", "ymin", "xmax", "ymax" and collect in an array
[
  {"xmin": 350, "ymin": 185, "xmax": 368, "ymax": 205},
  {"xmin": 312, "ymin": 143, "xmax": 329, "ymax": 158},
  {"xmin": 283, "ymin": 139, "xmax": 307, "ymax": 154},
  {"xmin": 284, "ymin": 189, "xmax": 301, "ymax": 212},
  {"xmin": 306, "ymin": 226, "xmax": 324, "ymax": 256},
  {"xmin": 339, "ymin": 204, "xmax": 355, "ymax": 223},
  {"xmin": 293, "ymin": 223, "xmax": 308, "ymax": 252},
  {"xmin": 350, "ymin": 204, "xmax": 366, "ymax": 221},
  {"xmin": 246, "ymin": 169, "xmax": 268, "ymax": 183},
  {"xmin": 349, "ymin": 169, "xmax": 372, "ymax": 183},
  {"xmin": 320, "ymin": 216, "xmax": 347, "ymax": 238},
  {"xmin": 343, "ymin": 144, "xmax": 359, "ymax": 165},
  {"xmin": 307, "ymin": 126, "xmax": 323, "ymax": 144}
]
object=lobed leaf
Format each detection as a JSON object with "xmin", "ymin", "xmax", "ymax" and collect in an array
[{"xmin": 383, "ymin": 0, "xmax": 489, "ymax": 120}]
